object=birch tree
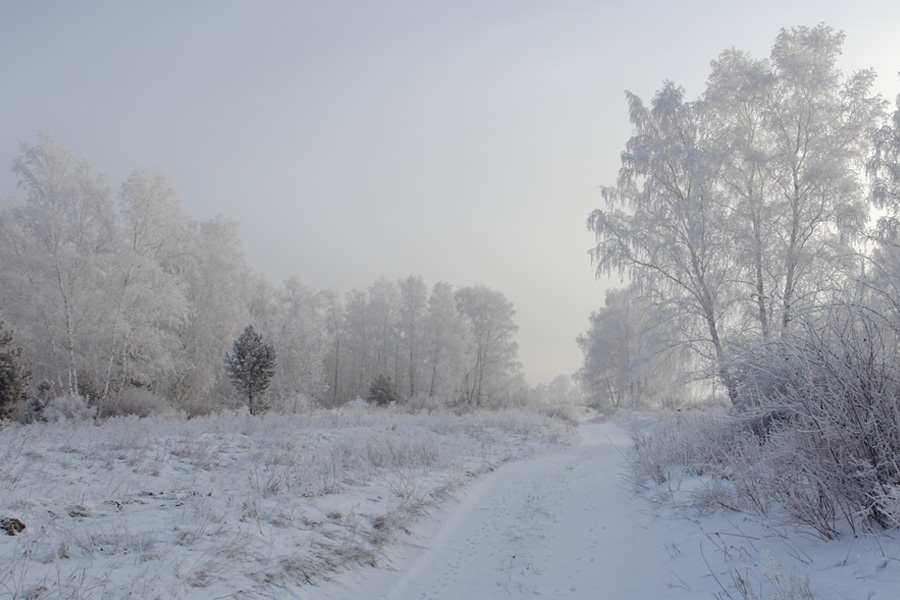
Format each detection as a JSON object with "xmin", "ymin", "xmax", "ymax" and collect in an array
[
  {"xmin": 702, "ymin": 50, "xmax": 779, "ymax": 342},
  {"xmin": 425, "ymin": 282, "xmax": 469, "ymax": 400},
  {"xmin": 590, "ymin": 25, "xmax": 883, "ymax": 404},
  {"xmin": 367, "ymin": 277, "xmax": 400, "ymax": 385},
  {"xmin": 398, "ymin": 275, "xmax": 428, "ymax": 398},
  {"xmin": 577, "ymin": 287, "xmax": 686, "ymax": 410},
  {"xmin": 320, "ymin": 290, "xmax": 344, "ymax": 407},
  {"xmin": 341, "ymin": 288, "xmax": 372, "ymax": 400},
  {"xmin": 455, "ymin": 285, "xmax": 520, "ymax": 407},
  {"xmin": 9, "ymin": 134, "xmax": 115, "ymax": 397},
  {"xmin": 99, "ymin": 169, "xmax": 189, "ymax": 405},
  {"xmin": 175, "ymin": 217, "xmax": 251, "ymax": 410},
  {"xmin": 589, "ymin": 82, "xmax": 740, "ymax": 402},
  {"xmin": 249, "ymin": 277, "xmax": 329, "ymax": 410},
  {"xmin": 761, "ymin": 25, "xmax": 880, "ymax": 328}
]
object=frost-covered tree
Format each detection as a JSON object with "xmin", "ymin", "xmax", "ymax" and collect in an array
[
  {"xmin": 224, "ymin": 325, "xmax": 276, "ymax": 415},
  {"xmin": 367, "ymin": 277, "xmax": 401, "ymax": 386},
  {"xmin": 577, "ymin": 288, "xmax": 686, "ymax": 411},
  {"xmin": 326, "ymin": 278, "xmax": 522, "ymax": 408},
  {"xmin": 175, "ymin": 216, "xmax": 251, "ymax": 410},
  {"xmin": 7, "ymin": 134, "xmax": 115, "ymax": 397},
  {"xmin": 249, "ymin": 276, "xmax": 329, "ymax": 411},
  {"xmin": 455, "ymin": 286, "xmax": 520, "ymax": 407},
  {"xmin": 341, "ymin": 288, "xmax": 373, "ymax": 400},
  {"xmin": 589, "ymin": 81, "xmax": 739, "ymax": 402},
  {"xmin": 871, "ymin": 87, "xmax": 900, "ymax": 213},
  {"xmin": 320, "ymin": 290, "xmax": 345, "ymax": 407},
  {"xmin": 97, "ymin": 169, "xmax": 189, "ymax": 411},
  {"xmin": 701, "ymin": 49, "xmax": 779, "ymax": 341},
  {"xmin": 704, "ymin": 26, "xmax": 881, "ymax": 336},
  {"xmin": 337, "ymin": 278, "xmax": 403, "ymax": 402},
  {"xmin": 533, "ymin": 375, "xmax": 582, "ymax": 407},
  {"xmin": 0, "ymin": 321, "xmax": 30, "ymax": 420},
  {"xmin": 398, "ymin": 275, "xmax": 428, "ymax": 398},
  {"xmin": 424, "ymin": 282, "xmax": 469, "ymax": 400},
  {"xmin": 589, "ymin": 25, "xmax": 884, "ymax": 404}
]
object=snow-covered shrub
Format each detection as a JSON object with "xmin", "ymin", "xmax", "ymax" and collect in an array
[
  {"xmin": 633, "ymin": 302, "xmax": 900, "ymax": 537},
  {"xmin": 269, "ymin": 392, "xmax": 316, "ymax": 414},
  {"xmin": 623, "ymin": 410, "xmax": 737, "ymax": 492},
  {"xmin": 622, "ymin": 409, "xmax": 789, "ymax": 519},
  {"xmin": 18, "ymin": 379, "xmax": 54, "ymax": 424},
  {"xmin": 42, "ymin": 394, "xmax": 94, "ymax": 422},
  {"xmin": 341, "ymin": 396, "xmax": 370, "ymax": 412},
  {"xmin": 705, "ymin": 431, "xmax": 772, "ymax": 515},
  {"xmin": 405, "ymin": 393, "xmax": 451, "ymax": 414},
  {"xmin": 732, "ymin": 303, "xmax": 900, "ymax": 537},
  {"xmin": 531, "ymin": 403, "xmax": 581, "ymax": 427},
  {"xmin": 98, "ymin": 387, "xmax": 169, "ymax": 418},
  {"xmin": 872, "ymin": 485, "xmax": 900, "ymax": 529}
]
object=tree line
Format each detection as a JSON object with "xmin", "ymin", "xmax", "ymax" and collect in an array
[{"xmin": 0, "ymin": 135, "xmax": 524, "ymax": 418}]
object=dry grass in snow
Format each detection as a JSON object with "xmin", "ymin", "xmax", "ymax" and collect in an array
[{"xmin": 0, "ymin": 405, "xmax": 573, "ymax": 599}]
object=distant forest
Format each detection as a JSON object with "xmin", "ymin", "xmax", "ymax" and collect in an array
[{"xmin": 0, "ymin": 135, "xmax": 560, "ymax": 418}]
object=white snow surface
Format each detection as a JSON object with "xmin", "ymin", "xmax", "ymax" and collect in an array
[
  {"xmin": 3, "ymin": 411, "xmax": 900, "ymax": 599},
  {"xmin": 0, "ymin": 407, "xmax": 571, "ymax": 599},
  {"xmin": 316, "ymin": 420, "xmax": 900, "ymax": 600}
]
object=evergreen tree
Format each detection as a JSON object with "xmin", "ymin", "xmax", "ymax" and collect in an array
[
  {"xmin": 0, "ymin": 321, "xmax": 30, "ymax": 420},
  {"xmin": 366, "ymin": 374, "xmax": 396, "ymax": 407},
  {"xmin": 224, "ymin": 325, "xmax": 276, "ymax": 415}
]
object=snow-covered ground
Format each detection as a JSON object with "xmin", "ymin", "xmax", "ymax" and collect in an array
[
  {"xmin": 3, "ymin": 412, "xmax": 899, "ymax": 599},
  {"xmin": 0, "ymin": 406, "xmax": 572, "ymax": 599},
  {"xmin": 316, "ymin": 420, "xmax": 900, "ymax": 600}
]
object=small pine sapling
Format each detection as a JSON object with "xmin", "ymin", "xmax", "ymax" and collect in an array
[
  {"xmin": 367, "ymin": 374, "xmax": 396, "ymax": 407},
  {"xmin": 224, "ymin": 325, "xmax": 277, "ymax": 415}
]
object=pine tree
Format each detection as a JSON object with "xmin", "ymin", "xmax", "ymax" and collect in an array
[
  {"xmin": 0, "ymin": 321, "xmax": 30, "ymax": 420},
  {"xmin": 224, "ymin": 325, "xmax": 276, "ymax": 415},
  {"xmin": 367, "ymin": 374, "xmax": 396, "ymax": 407}
]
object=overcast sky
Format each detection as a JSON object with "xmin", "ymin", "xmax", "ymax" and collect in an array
[{"xmin": 2, "ymin": 1, "xmax": 898, "ymax": 386}]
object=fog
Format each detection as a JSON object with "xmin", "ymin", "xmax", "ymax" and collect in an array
[{"xmin": 1, "ymin": 0, "xmax": 898, "ymax": 384}]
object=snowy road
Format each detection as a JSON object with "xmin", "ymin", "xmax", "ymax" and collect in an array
[{"xmin": 316, "ymin": 420, "xmax": 700, "ymax": 600}]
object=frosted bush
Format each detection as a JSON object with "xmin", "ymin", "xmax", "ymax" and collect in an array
[
  {"xmin": 623, "ymin": 410, "xmax": 736, "ymax": 492},
  {"xmin": 872, "ymin": 485, "xmax": 900, "ymax": 529},
  {"xmin": 42, "ymin": 394, "xmax": 94, "ymax": 422},
  {"xmin": 732, "ymin": 303, "xmax": 900, "ymax": 536},
  {"xmin": 627, "ymin": 301, "xmax": 900, "ymax": 538},
  {"xmin": 98, "ymin": 387, "xmax": 168, "ymax": 418}
]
